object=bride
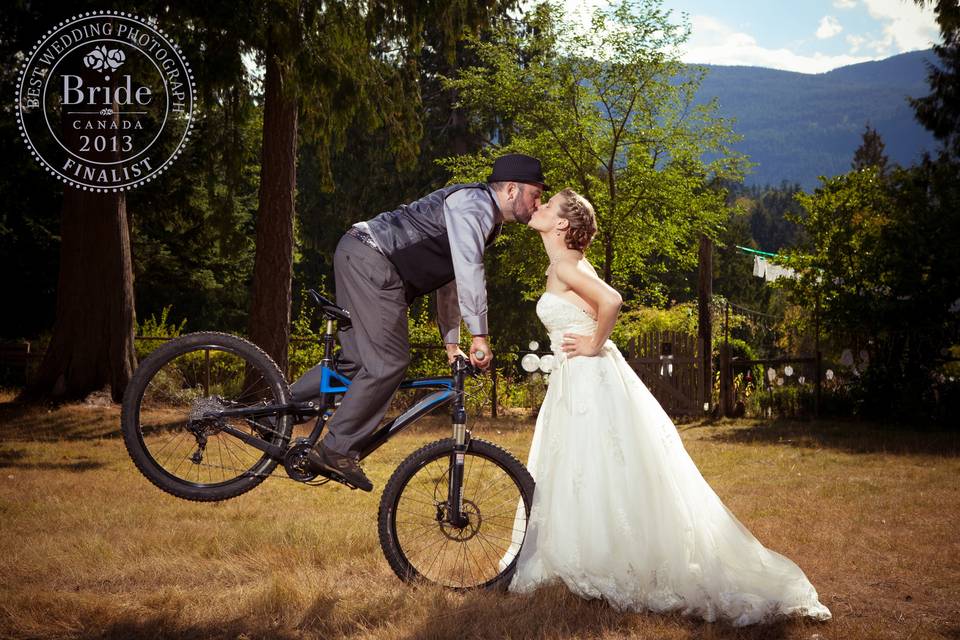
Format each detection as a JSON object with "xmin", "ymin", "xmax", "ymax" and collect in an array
[{"xmin": 504, "ymin": 187, "xmax": 831, "ymax": 627}]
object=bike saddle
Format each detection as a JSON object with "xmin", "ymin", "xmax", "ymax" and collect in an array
[{"xmin": 308, "ymin": 289, "xmax": 351, "ymax": 328}]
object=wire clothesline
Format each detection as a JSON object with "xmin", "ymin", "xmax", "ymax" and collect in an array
[
  {"xmin": 735, "ymin": 245, "xmax": 779, "ymax": 259},
  {"xmin": 726, "ymin": 299, "xmax": 781, "ymax": 320}
]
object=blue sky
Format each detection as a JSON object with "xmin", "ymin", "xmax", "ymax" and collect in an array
[{"xmin": 562, "ymin": 0, "xmax": 941, "ymax": 73}]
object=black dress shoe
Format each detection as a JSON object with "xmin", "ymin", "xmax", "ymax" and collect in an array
[{"xmin": 306, "ymin": 442, "xmax": 373, "ymax": 492}]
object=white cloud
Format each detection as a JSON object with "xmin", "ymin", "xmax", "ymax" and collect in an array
[
  {"xmin": 816, "ymin": 15, "xmax": 844, "ymax": 39},
  {"xmin": 682, "ymin": 15, "xmax": 871, "ymax": 74},
  {"xmin": 846, "ymin": 34, "xmax": 868, "ymax": 52},
  {"xmin": 868, "ymin": 34, "xmax": 895, "ymax": 54},
  {"xmin": 860, "ymin": 0, "xmax": 939, "ymax": 51},
  {"xmin": 553, "ymin": 1, "xmax": 937, "ymax": 73}
]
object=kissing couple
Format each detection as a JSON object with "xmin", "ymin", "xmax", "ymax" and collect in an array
[{"xmin": 289, "ymin": 153, "xmax": 831, "ymax": 626}]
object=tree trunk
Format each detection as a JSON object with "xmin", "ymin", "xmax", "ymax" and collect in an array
[
  {"xmin": 603, "ymin": 232, "xmax": 614, "ymax": 283},
  {"xmin": 28, "ymin": 49, "xmax": 136, "ymax": 402},
  {"xmin": 697, "ymin": 235, "xmax": 713, "ymax": 412},
  {"xmin": 247, "ymin": 36, "xmax": 299, "ymax": 375},
  {"xmin": 450, "ymin": 96, "xmax": 470, "ymax": 156},
  {"xmin": 30, "ymin": 188, "xmax": 137, "ymax": 401}
]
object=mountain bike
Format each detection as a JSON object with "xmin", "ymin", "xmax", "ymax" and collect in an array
[{"xmin": 120, "ymin": 290, "xmax": 534, "ymax": 590}]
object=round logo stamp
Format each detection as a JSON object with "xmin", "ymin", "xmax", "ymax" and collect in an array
[{"xmin": 15, "ymin": 11, "xmax": 196, "ymax": 192}]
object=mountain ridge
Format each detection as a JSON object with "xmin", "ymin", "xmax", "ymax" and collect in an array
[{"xmin": 693, "ymin": 50, "xmax": 939, "ymax": 188}]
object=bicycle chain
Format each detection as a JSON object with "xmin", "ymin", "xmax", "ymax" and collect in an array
[{"xmin": 178, "ymin": 457, "xmax": 339, "ymax": 485}]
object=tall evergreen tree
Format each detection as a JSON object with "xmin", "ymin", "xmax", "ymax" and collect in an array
[
  {"xmin": 31, "ymin": 188, "xmax": 137, "ymax": 401},
  {"xmin": 10, "ymin": 2, "xmax": 142, "ymax": 401},
  {"xmin": 852, "ymin": 124, "xmax": 889, "ymax": 175},
  {"xmin": 114, "ymin": 3, "xmax": 263, "ymax": 333},
  {"xmin": 911, "ymin": 0, "xmax": 960, "ymax": 158},
  {"xmin": 247, "ymin": 1, "xmax": 511, "ymax": 372},
  {"xmin": 294, "ymin": 2, "xmax": 518, "ymax": 319},
  {"xmin": 248, "ymin": 3, "xmax": 301, "ymax": 376}
]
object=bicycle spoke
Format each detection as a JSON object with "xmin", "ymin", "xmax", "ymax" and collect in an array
[
  {"xmin": 465, "ymin": 539, "xmax": 489, "ymax": 583},
  {"xmin": 395, "ymin": 494, "xmax": 440, "ymax": 510},
  {"xmin": 423, "ymin": 535, "xmax": 450, "ymax": 581},
  {"xmin": 471, "ymin": 530, "xmax": 500, "ymax": 573},
  {"xmin": 388, "ymin": 445, "xmax": 530, "ymax": 590},
  {"xmin": 475, "ymin": 526, "xmax": 511, "ymax": 561},
  {"xmin": 154, "ymin": 431, "xmax": 190, "ymax": 469},
  {"xmin": 456, "ymin": 537, "xmax": 467, "ymax": 587},
  {"xmin": 134, "ymin": 345, "xmax": 284, "ymax": 489}
]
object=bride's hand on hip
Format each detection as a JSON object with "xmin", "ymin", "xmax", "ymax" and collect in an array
[{"xmin": 562, "ymin": 333, "xmax": 601, "ymax": 358}]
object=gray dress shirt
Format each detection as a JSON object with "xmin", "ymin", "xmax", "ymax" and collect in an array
[{"xmin": 435, "ymin": 188, "xmax": 501, "ymax": 343}]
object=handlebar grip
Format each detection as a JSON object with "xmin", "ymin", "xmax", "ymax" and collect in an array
[{"xmin": 454, "ymin": 355, "xmax": 484, "ymax": 377}]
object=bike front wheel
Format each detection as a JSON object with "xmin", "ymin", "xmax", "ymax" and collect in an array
[
  {"xmin": 120, "ymin": 331, "xmax": 293, "ymax": 501},
  {"xmin": 378, "ymin": 438, "xmax": 535, "ymax": 590}
]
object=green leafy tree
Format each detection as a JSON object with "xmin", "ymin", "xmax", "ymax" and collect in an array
[
  {"xmin": 441, "ymin": 0, "xmax": 747, "ymax": 305},
  {"xmin": 779, "ymin": 2, "xmax": 960, "ymax": 422},
  {"xmin": 781, "ymin": 163, "xmax": 960, "ymax": 421},
  {"xmin": 710, "ymin": 196, "xmax": 772, "ymax": 312}
]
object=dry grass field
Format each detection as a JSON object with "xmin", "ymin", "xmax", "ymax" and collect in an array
[{"xmin": 1, "ymin": 391, "xmax": 958, "ymax": 640}]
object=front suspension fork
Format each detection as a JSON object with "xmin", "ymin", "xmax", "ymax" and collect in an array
[
  {"xmin": 446, "ymin": 363, "xmax": 471, "ymax": 527},
  {"xmin": 447, "ymin": 417, "xmax": 470, "ymax": 527}
]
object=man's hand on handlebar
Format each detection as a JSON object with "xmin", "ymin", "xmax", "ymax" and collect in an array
[
  {"xmin": 445, "ymin": 343, "xmax": 467, "ymax": 364},
  {"xmin": 470, "ymin": 336, "xmax": 492, "ymax": 370},
  {"xmin": 445, "ymin": 337, "xmax": 492, "ymax": 370}
]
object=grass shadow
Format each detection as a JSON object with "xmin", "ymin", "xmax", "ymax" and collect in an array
[
  {"xmin": 93, "ymin": 617, "xmax": 304, "ymax": 640},
  {"xmin": 4, "ymin": 591, "xmax": 828, "ymax": 640},
  {"xmin": 297, "ymin": 590, "xmax": 414, "ymax": 639},
  {"xmin": 400, "ymin": 582, "xmax": 815, "ymax": 640},
  {"xmin": 701, "ymin": 418, "xmax": 960, "ymax": 457},
  {"xmin": 0, "ymin": 398, "xmax": 121, "ymax": 442},
  {"xmin": 0, "ymin": 449, "xmax": 106, "ymax": 472}
]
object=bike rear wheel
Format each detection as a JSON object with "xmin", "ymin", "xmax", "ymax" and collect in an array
[
  {"xmin": 378, "ymin": 438, "xmax": 535, "ymax": 590},
  {"xmin": 120, "ymin": 331, "xmax": 292, "ymax": 501}
]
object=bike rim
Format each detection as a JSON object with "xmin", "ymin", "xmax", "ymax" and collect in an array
[
  {"xmin": 391, "ymin": 448, "xmax": 529, "ymax": 589},
  {"xmin": 134, "ymin": 344, "xmax": 286, "ymax": 488}
]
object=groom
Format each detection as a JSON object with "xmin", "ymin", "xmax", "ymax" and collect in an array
[{"xmin": 291, "ymin": 153, "xmax": 547, "ymax": 491}]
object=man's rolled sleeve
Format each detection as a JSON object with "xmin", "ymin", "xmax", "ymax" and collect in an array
[
  {"xmin": 436, "ymin": 280, "xmax": 461, "ymax": 344},
  {"xmin": 443, "ymin": 189, "xmax": 495, "ymax": 337}
]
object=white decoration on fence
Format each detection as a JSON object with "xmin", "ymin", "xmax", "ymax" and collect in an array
[{"xmin": 521, "ymin": 353, "xmax": 540, "ymax": 373}]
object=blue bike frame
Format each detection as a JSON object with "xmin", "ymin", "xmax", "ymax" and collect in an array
[
  {"xmin": 315, "ymin": 364, "xmax": 459, "ymax": 460},
  {"xmin": 211, "ymin": 290, "xmax": 474, "ymax": 467}
]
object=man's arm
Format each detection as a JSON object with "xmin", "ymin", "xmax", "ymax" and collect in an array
[
  {"xmin": 436, "ymin": 280, "xmax": 460, "ymax": 345},
  {"xmin": 442, "ymin": 188, "xmax": 496, "ymax": 337}
]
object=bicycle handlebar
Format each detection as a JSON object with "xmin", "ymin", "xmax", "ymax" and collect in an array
[{"xmin": 453, "ymin": 355, "xmax": 484, "ymax": 378}]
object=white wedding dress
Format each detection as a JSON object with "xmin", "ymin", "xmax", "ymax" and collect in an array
[{"xmin": 504, "ymin": 292, "xmax": 831, "ymax": 626}]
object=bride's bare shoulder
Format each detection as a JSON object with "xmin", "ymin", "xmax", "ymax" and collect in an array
[
  {"xmin": 552, "ymin": 258, "xmax": 582, "ymax": 281},
  {"xmin": 555, "ymin": 257, "xmax": 603, "ymax": 285}
]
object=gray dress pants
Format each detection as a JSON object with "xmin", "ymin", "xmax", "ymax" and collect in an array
[{"xmin": 290, "ymin": 233, "xmax": 410, "ymax": 456}]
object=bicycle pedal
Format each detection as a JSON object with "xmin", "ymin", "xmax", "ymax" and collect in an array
[{"xmin": 316, "ymin": 468, "xmax": 359, "ymax": 490}]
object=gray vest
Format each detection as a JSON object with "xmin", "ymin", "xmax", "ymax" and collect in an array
[{"xmin": 365, "ymin": 183, "xmax": 502, "ymax": 301}]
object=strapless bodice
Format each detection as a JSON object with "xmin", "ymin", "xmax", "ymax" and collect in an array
[{"xmin": 535, "ymin": 292, "xmax": 601, "ymax": 354}]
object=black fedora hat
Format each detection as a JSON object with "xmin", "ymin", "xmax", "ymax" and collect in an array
[{"xmin": 487, "ymin": 153, "xmax": 548, "ymax": 189}]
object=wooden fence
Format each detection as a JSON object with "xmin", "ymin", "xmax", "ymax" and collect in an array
[{"xmin": 622, "ymin": 330, "xmax": 705, "ymax": 416}]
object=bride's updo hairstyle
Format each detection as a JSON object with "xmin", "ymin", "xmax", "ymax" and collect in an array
[{"xmin": 556, "ymin": 188, "xmax": 597, "ymax": 252}]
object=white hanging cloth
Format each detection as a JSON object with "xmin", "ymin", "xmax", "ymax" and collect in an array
[{"xmin": 752, "ymin": 255, "xmax": 796, "ymax": 282}]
